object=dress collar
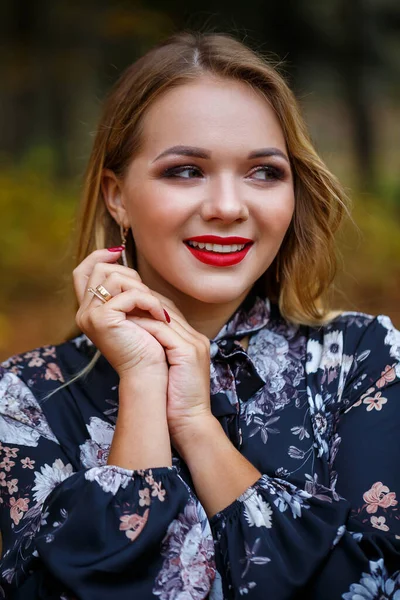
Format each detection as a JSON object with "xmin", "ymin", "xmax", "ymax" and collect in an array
[
  {"xmin": 210, "ymin": 289, "xmax": 271, "ymax": 355},
  {"xmin": 208, "ymin": 290, "xmax": 272, "ymax": 448}
]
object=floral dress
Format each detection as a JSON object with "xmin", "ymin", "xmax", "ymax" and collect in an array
[{"xmin": 0, "ymin": 290, "xmax": 399, "ymax": 599}]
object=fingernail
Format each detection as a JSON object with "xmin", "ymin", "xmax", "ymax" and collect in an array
[
  {"xmin": 107, "ymin": 246, "xmax": 124, "ymax": 252},
  {"xmin": 163, "ymin": 309, "xmax": 171, "ymax": 323}
]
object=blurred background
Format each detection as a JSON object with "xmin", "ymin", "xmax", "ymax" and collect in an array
[{"xmin": 1, "ymin": 0, "xmax": 399, "ymax": 361}]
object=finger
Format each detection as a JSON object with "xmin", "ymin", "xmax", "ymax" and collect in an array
[
  {"xmin": 73, "ymin": 248, "xmax": 123, "ymax": 304},
  {"xmin": 169, "ymin": 317, "xmax": 210, "ymax": 348},
  {"xmin": 82, "ymin": 270, "xmax": 150, "ymax": 312},
  {"xmin": 90, "ymin": 289, "xmax": 169, "ymax": 325},
  {"xmin": 148, "ymin": 295, "xmax": 208, "ymax": 343},
  {"xmin": 150, "ymin": 291, "xmax": 185, "ymax": 318},
  {"xmin": 85, "ymin": 264, "xmax": 185, "ymax": 331},
  {"xmin": 84, "ymin": 271, "xmax": 169, "ymax": 324},
  {"xmin": 73, "ymin": 249, "xmax": 142, "ymax": 305},
  {"xmin": 141, "ymin": 288, "xmax": 200, "ymax": 336},
  {"xmin": 127, "ymin": 316, "xmax": 208, "ymax": 361}
]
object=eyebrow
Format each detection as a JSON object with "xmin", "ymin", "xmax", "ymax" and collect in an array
[
  {"xmin": 153, "ymin": 146, "xmax": 210, "ymax": 162},
  {"xmin": 152, "ymin": 145, "xmax": 289, "ymax": 163},
  {"xmin": 248, "ymin": 148, "xmax": 289, "ymax": 163}
]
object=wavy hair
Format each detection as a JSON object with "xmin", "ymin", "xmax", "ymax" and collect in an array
[{"xmin": 45, "ymin": 31, "xmax": 349, "ymax": 398}]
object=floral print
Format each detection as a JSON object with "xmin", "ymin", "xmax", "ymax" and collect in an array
[
  {"xmin": 363, "ymin": 482, "xmax": 398, "ymax": 514},
  {"xmin": 1, "ymin": 345, "xmax": 64, "ymax": 383},
  {"xmin": 0, "ymin": 288, "xmax": 399, "ymax": 599},
  {"xmin": 242, "ymin": 491, "xmax": 273, "ymax": 528},
  {"xmin": 0, "ymin": 369, "xmax": 59, "ymax": 446},
  {"xmin": 9, "ymin": 496, "xmax": 30, "ymax": 525},
  {"xmin": 342, "ymin": 559, "xmax": 400, "ymax": 599},
  {"xmin": 377, "ymin": 365, "xmax": 397, "ymax": 388},
  {"xmin": 371, "ymin": 516, "xmax": 389, "ymax": 531},
  {"xmin": 360, "ymin": 387, "xmax": 388, "ymax": 411},
  {"xmin": 84, "ymin": 465, "xmax": 133, "ymax": 495},
  {"xmin": 119, "ymin": 508, "xmax": 149, "ymax": 541},
  {"xmin": 32, "ymin": 458, "xmax": 74, "ymax": 504},
  {"xmin": 79, "ymin": 416, "xmax": 114, "ymax": 468},
  {"xmin": 153, "ymin": 498, "xmax": 216, "ymax": 600}
]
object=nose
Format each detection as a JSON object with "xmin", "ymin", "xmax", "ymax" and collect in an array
[{"xmin": 199, "ymin": 174, "xmax": 249, "ymax": 223}]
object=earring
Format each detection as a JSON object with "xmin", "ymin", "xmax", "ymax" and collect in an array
[{"xmin": 120, "ymin": 223, "xmax": 129, "ymax": 267}]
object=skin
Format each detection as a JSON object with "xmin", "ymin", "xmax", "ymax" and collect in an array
[
  {"xmin": 75, "ymin": 76, "xmax": 296, "ymax": 516},
  {"xmin": 102, "ymin": 76, "xmax": 295, "ymax": 340}
]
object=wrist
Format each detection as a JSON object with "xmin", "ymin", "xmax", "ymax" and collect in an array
[
  {"xmin": 118, "ymin": 372, "xmax": 167, "ymax": 409},
  {"xmin": 171, "ymin": 415, "xmax": 224, "ymax": 461},
  {"xmin": 119, "ymin": 370, "xmax": 168, "ymax": 392},
  {"xmin": 172, "ymin": 416, "xmax": 261, "ymax": 517},
  {"xmin": 108, "ymin": 374, "xmax": 171, "ymax": 471}
]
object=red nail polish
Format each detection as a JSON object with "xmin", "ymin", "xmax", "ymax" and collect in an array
[
  {"xmin": 163, "ymin": 309, "xmax": 171, "ymax": 323},
  {"xmin": 107, "ymin": 246, "xmax": 124, "ymax": 252}
]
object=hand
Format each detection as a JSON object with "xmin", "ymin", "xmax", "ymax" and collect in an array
[
  {"xmin": 127, "ymin": 308, "xmax": 213, "ymax": 448},
  {"xmin": 73, "ymin": 249, "xmax": 171, "ymax": 380}
]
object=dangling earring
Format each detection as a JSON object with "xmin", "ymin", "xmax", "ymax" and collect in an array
[
  {"xmin": 120, "ymin": 223, "xmax": 129, "ymax": 267},
  {"xmin": 275, "ymin": 254, "xmax": 280, "ymax": 283}
]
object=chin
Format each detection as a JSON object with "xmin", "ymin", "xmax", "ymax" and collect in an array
[{"xmin": 174, "ymin": 277, "xmax": 254, "ymax": 305}]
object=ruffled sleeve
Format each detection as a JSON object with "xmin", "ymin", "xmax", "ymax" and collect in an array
[
  {"xmin": 208, "ymin": 314, "xmax": 400, "ymax": 599},
  {"xmin": 0, "ymin": 367, "xmax": 216, "ymax": 599}
]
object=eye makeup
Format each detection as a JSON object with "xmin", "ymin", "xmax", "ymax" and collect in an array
[{"xmin": 159, "ymin": 162, "xmax": 288, "ymax": 182}]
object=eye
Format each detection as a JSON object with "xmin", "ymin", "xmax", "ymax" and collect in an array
[
  {"xmin": 248, "ymin": 165, "xmax": 285, "ymax": 181},
  {"xmin": 162, "ymin": 165, "xmax": 203, "ymax": 179}
]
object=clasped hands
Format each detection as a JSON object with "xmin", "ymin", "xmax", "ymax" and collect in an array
[{"xmin": 74, "ymin": 249, "xmax": 214, "ymax": 454}]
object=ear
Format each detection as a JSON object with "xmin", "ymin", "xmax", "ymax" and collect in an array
[{"xmin": 101, "ymin": 169, "xmax": 130, "ymax": 228}]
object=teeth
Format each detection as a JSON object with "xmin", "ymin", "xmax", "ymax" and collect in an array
[{"xmin": 187, "ymin": 241, "xmax": 246, "ymax": 253}]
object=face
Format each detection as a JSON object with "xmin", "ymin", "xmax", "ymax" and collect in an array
[{"xmin": 105, "ymin": 77, "xmax": 295, "ymax": 308}]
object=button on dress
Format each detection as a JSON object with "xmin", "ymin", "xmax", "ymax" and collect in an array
[{"xmin": 0, "ymin": 290, "xmax": 399, "ymax": 599}]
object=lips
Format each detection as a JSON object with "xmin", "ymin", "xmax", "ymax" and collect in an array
[
  {"xmin": 184, "ymin": 240, "xmax": 253, "ymax": 267},
  {"xmin": 184, "ymin": 235, "xmax": 253, "ymax": 244}
]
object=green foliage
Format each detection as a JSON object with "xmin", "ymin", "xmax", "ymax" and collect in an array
[
  {"xmin": 338, "ymin": 194, "xmax": 400, "ymax": 279},
  {"xmin": 0, "ymin": 164, "xmax": 78, "ymax": 295}
]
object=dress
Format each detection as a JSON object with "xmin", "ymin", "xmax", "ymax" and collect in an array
[{"xmin": 0, "ymin": 290, "xmax": 399, "ymax": 599}]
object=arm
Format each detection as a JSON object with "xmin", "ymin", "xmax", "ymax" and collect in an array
[
  {"xmin": 174, "ymin": 317, "xmax": 400, "ymax": 599},
  {"xmin": 176, "ymin": 417, "xmax": 352, "ymax": 599},
  {"xmin": 107, "ymin": 374, "xmax": 172, "ymax": 469},
  {"xmin": 0, "ymin": 368, "xmax": 215, "ymax": 600},
  {"xmin": 174, "ymin": 415, "xmax": 261, "ymax": 517}
]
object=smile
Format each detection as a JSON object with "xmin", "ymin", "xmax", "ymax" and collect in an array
[
  {"xmin": 183, "ymin": 241, "xmax": 253, "ymax": 267},
  {"xmin": 187, "ymin": 241, "xmax": 247, "ymax": 252}
]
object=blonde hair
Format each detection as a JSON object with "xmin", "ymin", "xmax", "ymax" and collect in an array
[{"xmin": 45, "ymin": 31, "xmax": 349, "ymax": 398}]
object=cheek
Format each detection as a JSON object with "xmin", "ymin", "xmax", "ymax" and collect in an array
[
  {"xmin": 257, "ymin": 190, "xmax": 295, "ymax": 237},
  {"xmin": 127, "ymin": 184, "xmax": 189, "ymax": 245}
]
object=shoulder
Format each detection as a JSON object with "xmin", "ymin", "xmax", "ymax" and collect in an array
[
  {"xmin": 319, "ymin": 310, "xmax": 399, "ymax": 363},
  {"xmin": 305, "ymin": 310, "xmax": 399, "ymax": 407},
  {"xmin": 0, "ymin": 335, "xmax": 94, "ymax": 446},
  {"xmin": 0, "ymin": 334, "xmax": 95, "ymax": 389},
  {"xmin": 0, "ymin": 334, "xmax": 95, "ymax": 414},
  {"xmin": 306, "ymin": 309, "xmax": 398, "ymax": 355},
  {"xmin": 0, "ymin": 366, "xmax": 59, "ymax": 446},
  {"xmin": 1, "ymin": 343, "xmax": 64, "ymax": 385}
]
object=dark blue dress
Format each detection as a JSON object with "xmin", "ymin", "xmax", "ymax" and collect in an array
[{"xmin": 0, "ymin": 292, "xmax": 399, "ymax": 599}]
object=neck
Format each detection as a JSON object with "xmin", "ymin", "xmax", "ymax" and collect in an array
[
  {"xmin": 175, "ymin": 289, "xmax": 252, "ymax": 340},
  {"xmin": 134, "ymin": 255, "xmax": 255, "ymax": 339}
]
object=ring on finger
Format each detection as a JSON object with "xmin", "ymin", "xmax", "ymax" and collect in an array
[
  {"xmin": 88, "ymin": 285, "xmax": 113, "ymax": 303},
  {"xmin": 96, "ymin": 284, "xmax": 112, "ymax": 302}
]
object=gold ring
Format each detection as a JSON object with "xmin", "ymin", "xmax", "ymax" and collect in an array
[
  {"xmin": 88, "ymin": 286, "xmax": 112, "ymax": 304},
  {"xmin": 95, "ymin": 284, "xmax": 112, "ymax": 302}
]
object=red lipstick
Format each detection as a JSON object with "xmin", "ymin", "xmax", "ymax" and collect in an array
[
  {"xmin": 183, "ymin": 235, "xmax": 254, "ymax": 267},
  {"xmin": 184, "ymin": 235, "xmax": 253, "ymax": 244}
]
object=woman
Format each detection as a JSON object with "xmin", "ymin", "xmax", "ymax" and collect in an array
[{"xmin": 0, "ymin": 31, "xmax": 399, "ymax": 599}]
